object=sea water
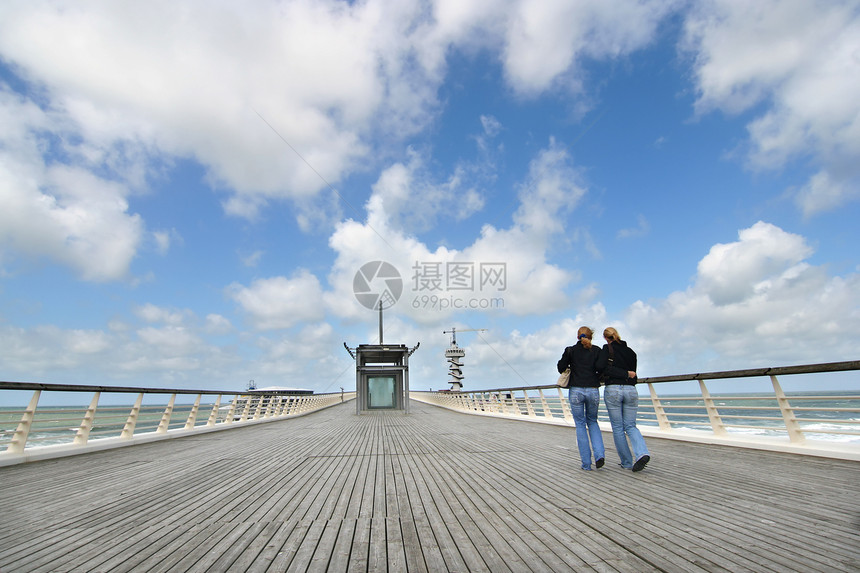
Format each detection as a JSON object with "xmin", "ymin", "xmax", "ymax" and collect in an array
[
  {"xmin": 522, "ymin": 390, "xmax": 860, "ymax": 444},
  {"xmin": 0, "ymin": 403, "xmax": 215, "ymax": 450},
  {"xmin": 2, "ymin": 391, "xmax": 858, "ymax": 450}
]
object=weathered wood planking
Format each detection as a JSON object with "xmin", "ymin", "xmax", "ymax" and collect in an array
[{"xmin": 1, "ymin": 401, "xmax": 858, "ymax": 572}]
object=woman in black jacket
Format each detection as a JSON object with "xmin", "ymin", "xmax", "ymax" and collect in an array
[
  {"xmin": 557, "ymin": 326, "xmax": 605, "ymax": 470},
  {"xmin": 596, "ymin": 327, "xmax": 650, "ymax": 472}
]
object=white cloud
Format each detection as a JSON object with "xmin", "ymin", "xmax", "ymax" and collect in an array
[
  {"xmin": 617, "ymin": 214, "xmax": 650, "ymax": 240},
  {"xmin": 370, "ymin": 148, "xmax": 486, "ymax": 234},
  {"xmin": 0, "ymin": 308, "xmax": 241, "ymax": 387},
  {"xmin": 240, "ymin": 251, "xmax": 264, "ymax": 268},
  {"xmin": 0, "ymin": 0, "xmax": 681, "ymax": 237},
  {"xmin": 625, "ymin": 221, "xmax": 860, "ymax": 373},
  {"xmin": 0, "ymin": 0, "xmax": 449, "ymax": 223},
  {"xmin": 0, "ymin": 89, "xmax": 144, "ymax": 281},
  {"xmin": 795, "ymin": 170, "xmax": 859, "ymax": 218},
  {"xmin": 326, "ymin": 138, "xmax": 585, "ymax": 323},
  {"xmin": 683, "ymin": 0, "xmax": 860, "ymax": 215},
  {"xmin": 205, "ymin": 314, "xmax": 233, "ymax": 335},
  {"xmin": 136, "ymin": 325, "xmax": 203, "ymax": 356},
  {"xmin": 502, "ymin": 0, "xmax": 677, "ymax": 95},
  {"xmin": 229, "ymin": 272, "xmax": 326, "ymax": 330},
  {"xmin": 151, "ymin": 229, "xmax": 181, "ymax": 255},
  {"xmin": 696, "ymin": 221, "xmax": 812, "ymax": 305},
  {"xmin": 134, "ymin": 304, "xmax": 190, "ymax": 326}
]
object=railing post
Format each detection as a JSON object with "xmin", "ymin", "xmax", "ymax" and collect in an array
[
  {"xmin": 184, "ymin": 394, "xmax": 202, "ymax": 430},
  {"xmin": 493, "ymin": 392, "xmax": 504, "ymax": 414},
  {"xmin": 558, "ymin": 387, "xmax": 573, "ymax": 423},
  {"xmin": 772, "ymin": 375, "xmax": 806, "ymax": 443},
  {"xmin": 538, "ymin": 389, "xmax": 552, "ymax": 419},
  {"xmin": 121, "ymin": 393, "xmax": 144, "ymax": 439},
  {"xmin": 157, "ymin": 394, "xmax": 176, "ymax": 434},
  {"xmin": 648, "ymin": 383, "xmax": 671, "ymax": 431},
  {"xmin": 452, "ymin": 393, "xmax": 463, "ymax": 410},
  {"xmin": 207, "ymin": 395, "xmax": 222, "ymax": 426},
  {"xmin": 466, "ymin": 392, "xmax": 477, "ymax": 412},
  {"xmin": 240, "ymin": 396, "xmax": 252, "ymax": 422},
  {"xmin": 7, "ymin": 390, "xmax": 41, "ymax": 454},
  {"xmin": 74, "ymin": 392, "xmax": 101, "ymax": 446},
  {"xmin": 224, "ymin": 395, "xmax": 239, "ymax": 424},
  {"xmin": 493, "ymin": 392, "xmax": 505, "ymax": 414},
  {"xmin": 522, "ymin": 390, "xmax": 536, "ymax": 418},
  {"xmin": 699, "ymin": 380, "xmax": 727, "ymax": 436}
]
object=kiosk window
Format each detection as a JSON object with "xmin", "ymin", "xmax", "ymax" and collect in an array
[{"xmin": 368, "ymin": 376, "xmax": 396, "ymax": 408}]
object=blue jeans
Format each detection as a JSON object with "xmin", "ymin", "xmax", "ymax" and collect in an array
[
  {"xmin": 568, "ymin": 387, "xmax": 605, "ymax": 469},
  {"xmin": 603, "ymin": 385, "xmax": 649, "ymax": 469}
]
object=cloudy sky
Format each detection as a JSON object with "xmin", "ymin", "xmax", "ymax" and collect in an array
[{"xmin": 1, "ymin": 0, "xmax": 858, "ymax": 398}]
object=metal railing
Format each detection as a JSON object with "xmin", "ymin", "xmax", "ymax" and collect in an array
[
  {"xmin": 0, "ymin": 381, "xmax": 355, "ymax": 465},
  {"xmin": 412, "ymin": 360, "xmax": 860, "ymax": 459}
]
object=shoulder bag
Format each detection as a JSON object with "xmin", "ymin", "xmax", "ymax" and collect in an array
[{"xmin": 557, "ymin": 368, "xmax": 571, "ymax": 388}]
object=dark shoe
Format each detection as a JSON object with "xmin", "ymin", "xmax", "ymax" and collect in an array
[
  {"xmin": 632, "ymin": 455, "xmax": 650, "ymax": 472},
  {"xmin": 595, "ymin": 458, "xmax": 605, "ymax": 469}
]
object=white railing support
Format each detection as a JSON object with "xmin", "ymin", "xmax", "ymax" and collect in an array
[
  {"xmin": 240, "ymin": 396, "xmax": 252, "ymax": 422},
  {"xmin": 74, "ymin": 392, "xmax": 101, "ymax": 446},
  {"xmin": 538, "ymin": 389, "xmax": 552, "ymax": 420},
  {"xmin": 121, "ymin": 393, "xmax": 144, "ymax": 439},
  {"xmin": 0, "ymin": 386, "xmax": 354, "ymax": 466},
  {"xmin": 522, "ymin": 389, "xmax": 536, "ymax": 418},
  {"xmin": 7, "ymin": 391, "xmax": 41, "ymax": 454},
  {"xmin": 648, "ymin": 383, "xmax": 671, "ymax": 431},
  {"xmin": 206, "ymin": 395, "xmax": 222, "ymax": 427},
  {"xmin": 772, "ymin": 375, "xmax": 805, "ymax": 443},
  {"xmin": 157, "ymin": 394, "xmax": 176, "ymax": 434},
  {"xmin": 558, "ymin": 388, "xmax": 573, "ymax": 423},
  {"xmin": 224, "ymin": 395, "xmax": 238, "ymax": 424},
  {"xmin": 699, "ymin": 380, "xmax": 727, "ymax": 435},
  {"xmin": 408, "ymin": 360, "xmax": 860, "ymax": 461},
  {"xmin": 184, "ymin": 394, "xmax": 202, "ymax": 430}
]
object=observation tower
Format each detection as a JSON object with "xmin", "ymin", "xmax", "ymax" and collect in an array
[{"xmin": 442, "ymin": 327, "xmax": 485, "ymax": 391}]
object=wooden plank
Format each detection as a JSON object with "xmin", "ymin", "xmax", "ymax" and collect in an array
[{"xmin": 1, "ymin": 401, "xmax": 859, "ymax": 573}]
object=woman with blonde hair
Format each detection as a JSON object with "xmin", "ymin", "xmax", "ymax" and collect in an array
[
  {"xmin": 557, "ymin": 326, "xmax": 605, "ymax": 470},
  {"xmin": 597, "ymin": 327, "xmax": 650, "ymax": 472}
]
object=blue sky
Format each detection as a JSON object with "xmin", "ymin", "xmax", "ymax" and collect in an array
[{"xmin": 1, "ymin": 0, "xmax": 858, "ymax": 398}]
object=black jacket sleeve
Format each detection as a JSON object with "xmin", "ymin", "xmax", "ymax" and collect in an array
[
  {"xmin": 597, "ymin": 343, "xmax": 634, "ymax": 381},
  {"xmin": 557, "ymin": 347, "xmax": 572, "ymax": 374}
]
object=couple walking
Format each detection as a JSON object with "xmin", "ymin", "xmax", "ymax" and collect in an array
[{"xmin": 556, "ymin": 326, "xmax": 650, "ymax": 472}]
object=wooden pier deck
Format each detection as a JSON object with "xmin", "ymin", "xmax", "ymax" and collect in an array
[{"xmin": 1, "ymin": 401, "xmax": 858, "ymax": 572}]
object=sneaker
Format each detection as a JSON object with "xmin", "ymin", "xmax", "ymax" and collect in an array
[
  {"xmin": 595, "ymin": 458, "xmax": 605, "ymax": 469},
  {"xmin": 632, "ymin": 455, "xmax": 650, "ymax": 472}
]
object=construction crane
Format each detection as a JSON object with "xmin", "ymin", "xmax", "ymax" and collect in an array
[
  {"xmin": 442, "ymin": 327, "xmax": 487, "ymax": 391},
  {"xmin": 443, "ymin": 327, "xmax": 487, "ymax": 346}
]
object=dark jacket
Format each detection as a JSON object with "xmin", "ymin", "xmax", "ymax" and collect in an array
[
  {"xmin": 596, "ymin": 340, "xmax": 638, "ymax": 385},
  {"xmin": 557, "ymin": 342, "xmax": 601, "ymax": 388}
]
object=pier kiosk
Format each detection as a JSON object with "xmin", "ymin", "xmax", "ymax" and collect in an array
[
  {"xmin": 345, "ymin": 295, "xmax": 418, "ymax": 414},
  {"xmin": 345, "ymin": 343, "xmax": 419, "ymax": 414}
]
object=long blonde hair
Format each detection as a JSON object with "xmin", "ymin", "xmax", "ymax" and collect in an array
[
  {"xmin": 603, "ymin": 327, "xmax": 621, "ymax": 343},
  {"xmin": 577, "ymin": 326, "xmax": 594, "ymax": 349}
]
